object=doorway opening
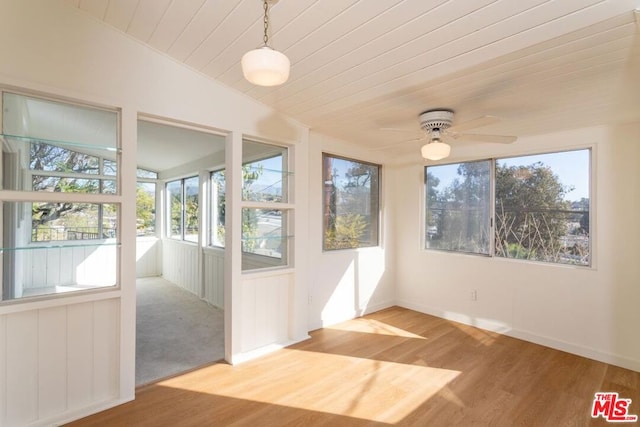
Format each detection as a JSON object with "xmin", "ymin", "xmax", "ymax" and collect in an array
[{"xmin": 135, "ymin": 119, "xmax": 226, "ymax": 386}]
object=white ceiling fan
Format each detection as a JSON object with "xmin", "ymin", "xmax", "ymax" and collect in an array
[{"xmin": 378, "ymin": 109, "xmax": 517, "ymax": 160}]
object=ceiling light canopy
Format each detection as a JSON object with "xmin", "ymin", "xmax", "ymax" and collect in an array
[{"xmin": 241, "ymin": 0, "xmax": 290, "ymax": 87}]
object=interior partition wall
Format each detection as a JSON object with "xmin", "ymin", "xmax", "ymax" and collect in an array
[{"xmin": 0, "ymin": 87, "xmax": 136, "ymax": 427}]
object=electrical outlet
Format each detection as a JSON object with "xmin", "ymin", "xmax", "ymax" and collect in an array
[{"xmin": 471, "ymin": 290, "xmax": 477, "ymax": 301}]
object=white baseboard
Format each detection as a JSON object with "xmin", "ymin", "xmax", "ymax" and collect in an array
[
  {"xmin": 318, "ymin": 300, "xmax": 396, "ymax": 329},
  {"xmin": 396, "ymin": 300, "xmax": 640, "ymax": 373},
  {"xmin": 230, "ymin": 335, "xmax": 312, "ymax": 365},
  {"xmin": 47, "ymin": 396, "xmax": 134, "ymax": 427}
]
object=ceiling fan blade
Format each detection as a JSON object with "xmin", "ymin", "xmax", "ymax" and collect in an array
[
  {"xmin": 453, "ymin": 133, "xmax": 517, "ymax": 144},
  {"xmin": 372, "ymin": 137, "xmax": 424, "ymax": 151},
  {"xmin": 379, "ymin": 127, "xmax": 420, "ymax": 133},
  {"xmin": 448, "ymin": 115, "xmax": 500, "ymax": 133}
]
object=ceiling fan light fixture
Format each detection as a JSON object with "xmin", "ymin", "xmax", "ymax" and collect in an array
[
  {"xmin": 242, "ymin": 0, "xmax": 290, "ymax": 87},
  {"xmin": 421, "ymin": 141, "xmax": 451, "ymax": 161}
]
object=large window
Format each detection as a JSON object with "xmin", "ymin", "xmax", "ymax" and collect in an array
[
  {"xmin": 1, "ymin": 91, "xmax": 120, "ymax": 300},
  {"xmin": 166, "ymin": 176, "xmax": 199, "ymax": 242},
  {"xmin": 425, "ymin": 149, "xmax": 591, "ymax": 266},
  {"xmin": 323, "ymin": 154, "xmax": 380, "ymax": 250}
]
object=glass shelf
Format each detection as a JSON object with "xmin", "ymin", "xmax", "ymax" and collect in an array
[
  {"xmin": 241, "ymin": 235, "xmax": 293, "ymax": 241},
  {"xmin": 242, "ymin": 164, "xmax": 293, "ymax": 176},
  {"xmin": 1, "ymin": 133, "xmax": 120, "ymax": 153},
  {"xmin": 1, "ymin": 242, "xmax": 120, "ymax": 252}
]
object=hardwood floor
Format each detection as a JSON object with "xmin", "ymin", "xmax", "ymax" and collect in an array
[{"xmin": 66, "ymin": 307, "xmax": 639, "ymax": 426}]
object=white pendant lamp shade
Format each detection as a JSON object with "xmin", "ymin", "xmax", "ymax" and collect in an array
[
  {"xmin": 242, "ymin": 46, "xmax": 290, "ymax": 86},
  {"xmin": 421, "ymin": 141, "xmax": 451, "ymax": 161}
]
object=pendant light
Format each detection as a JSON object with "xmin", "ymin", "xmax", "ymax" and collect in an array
[{"xmin": 241, "ymin": 0, "xmax": 290, "ymax": 87}]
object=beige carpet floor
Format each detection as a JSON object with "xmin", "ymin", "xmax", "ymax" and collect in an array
[{"xmin": 136, "ymin": 277, "xmax": 224, "ymax": 386}]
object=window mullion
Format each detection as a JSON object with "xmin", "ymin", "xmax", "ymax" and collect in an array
[{"xmin": 490, "ymin": 158, "xmax": 496, "ymax": 258}]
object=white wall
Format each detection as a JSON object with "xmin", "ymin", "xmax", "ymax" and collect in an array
[
  {"xmin": 307, "ymin": 132, "xmax": 396, "ymax": 331},
  {"xmin": 393, "ymin": 123, "xmax": 640, "ymax": 371},
  {"xmin": 0, "ymin": 1, "xmax": 309, "ymax": 425}
]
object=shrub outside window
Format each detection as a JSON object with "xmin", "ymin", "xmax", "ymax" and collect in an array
[
  {"xmin": 323, "ymin": 154, "xmax": 380, "ymax": 250},
  {"xmin": 495, "ymin": 150, "xmax": 590, "ymax": 265}
]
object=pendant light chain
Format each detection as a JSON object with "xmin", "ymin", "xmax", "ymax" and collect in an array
[
  {"xmin": 263, "ymin": 0, "xmax": 269, "ymax": 46},
  {"xmin": 241, "ymin": 0, "xmax": 289, "ymax": 86}
]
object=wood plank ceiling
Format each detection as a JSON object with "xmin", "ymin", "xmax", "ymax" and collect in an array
[{"xmin": 64, "ymin": 0, "xmax": 640, "ymax": 157}]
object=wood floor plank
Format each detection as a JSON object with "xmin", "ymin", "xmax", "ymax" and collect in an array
[{"xmin": 66, "ymin": 307, "xmax": 640, "ymax": 426}]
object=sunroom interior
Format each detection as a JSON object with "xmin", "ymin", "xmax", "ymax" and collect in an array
[{"xmin": 0, "ymin": 1, "xmax": 639, "ymax": 426}]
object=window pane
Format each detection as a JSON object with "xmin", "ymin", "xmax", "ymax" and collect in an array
[
  {"xmin": 3, "ymin": 201, "xmax": 118, "ymax": 300},
  {"xmin": 210, "ymin": 170, "xmax": 226, "ymax": 247},
  {"xmin": 103, "ymin": 159, "xmax": 117, "ymax": 176},
  {"xmin": 30, "ymin": 142, "xmax": 100, "ymax": 174},
  {"xmin": 2, "ymin": 93, "xmax": 119, "ymax": 193},
  {"xmin": 136, "ymin": 168, "xmax": 158, "ymax": 179},
  {"xmin": 3, "ymin": 93, "xmax": 117, "ymax": 149},
  {"xmin": 32, "ymin": 176, "xmax": 101, "ymax": 193},
  {"xmin": 242, "ymin": 208, "xmax": 288, "ymax": 271},
  {"xmin": 166, "ymin": 180, "xmax": 182, "ymax": 240},
  {"xmin": 137, "ymin": 182, "xmax": 156, "ymax": 236},
  {"xmin": 323, "ymin": 155, "xmax": 380, "ymax": 250},
  {"xmin": 31, "ymin": 202, "xmax": 117, "ymax": 241},
  {"xmin": 495, "ymin": 149, "xmax": 590, "ymax": 266},
  {"xmin": 425, "ymin": 161, "xmax": 491, "ymax": 254},
  {"xmin": 242, "ymin": 140, "xmax": 288, "ymax": 203},
  {"xmin": 184, "ymin": 177, "xmax": 199, "ymax": 243}
]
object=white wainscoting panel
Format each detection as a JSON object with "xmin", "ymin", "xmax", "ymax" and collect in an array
[
  {"xmin": 203, "ymin": 247, "xmax": 224, "ymax": 308},
  {"xmin": 38, "ymin": 306, "xmax": 68, "ymax": 420},
  {"xmin": 0, "ymin": 298, "xmax": 120, "ymax": 426},
  {"xmin": 240, "ymin": 271, "xmax": 292, "ymax": 353},
  {"xmin": 162, "ymin": 239, "xmax": 200, "ymax": 296}
]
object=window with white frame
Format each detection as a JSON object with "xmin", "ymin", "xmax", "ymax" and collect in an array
[
  {"xmin": 1, "ymin": 91, "xmax": 120, "ymax": 301},
  {"xmin": 241, "ymin": 140, "xmax": 291, "ymax": 271},
  {"xmin": 323, "ymin": 154, "xmax": 380, "ymax": 250},
  {"xmin": 136, "ymin": 168, "xmax": 157, "ymax": 237},
  {"xmin": 209, "ymin": 169, "xmax": 226, "ymax": 247},
  {"xmin": 425, "ymin": 149, "xmax": 591, "ymax": 266},
  {"xmin": 166, "ymin": 176, "xmax": 199, "ymax": 242}
]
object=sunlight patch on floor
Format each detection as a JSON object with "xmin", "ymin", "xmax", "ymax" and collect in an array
[
  {"xmin": 443, "ymin": 311, "xmax": 512, "ymax": 346},
  {"xmin": 327, "ymin": 318, "xmax": 427, "ymax": 339},
  {"xmin": 159, "ymin": 349, "xmax": 460, "ymax": 424}
]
